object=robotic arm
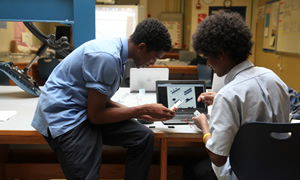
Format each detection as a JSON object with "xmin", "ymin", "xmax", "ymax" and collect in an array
[{"xmin": 0, "ymin": 22, "xmax": 70, "ymax": 96}]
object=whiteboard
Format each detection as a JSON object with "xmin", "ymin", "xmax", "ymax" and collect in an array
[{"xmin": 276, "ymin": 0, "xmax": 300, "ymax": 54}]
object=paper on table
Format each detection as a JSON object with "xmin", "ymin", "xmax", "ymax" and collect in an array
[
  {"xmin": 291, "ymin": 119, "xmax": 300, "ymax": 123},
  {"xmin": 0, "ymin": 110, "xmax": 17, "ymax": 122}
]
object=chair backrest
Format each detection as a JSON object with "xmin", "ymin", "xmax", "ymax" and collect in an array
[
  {"xmin": 197, "ymin": 64, "xmax": 213, "ymax": 89},
  {"xmin": 230, "ymin": 122, "xmax": 300, "ymax": 180},
  {"xmin": 38, "ymin": 58, "xmax": 60, "ymax": 81}
]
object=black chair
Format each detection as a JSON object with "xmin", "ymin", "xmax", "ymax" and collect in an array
[
  {"xmin": 197, "ymin": 64, "xmax": 213, "ymax": 89},
  {"xmin": 230, "ymin": 122, "xmax": 300, "ymax": 180},
  {"xmin": 38, "ymin": 58, "xmax": 60, "ymax": 81}
]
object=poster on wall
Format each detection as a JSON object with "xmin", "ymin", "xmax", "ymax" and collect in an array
[
  {"xmin": 276, "ymin": 0, "xmax": 300, "ymax": 54},
  {"xmin": 198, "ymin": 14, "xmax": 207, "ymax": 24},
  {"xmin": 262, "ymin": 0, "xmax": 279, "ymax": 52},
  {"xmin": 209, "ymin": 7, "xmax": 246, "ymax": 19},
  {"xmin": 162, "ymin": 21, "xmax": 181, "ymax": 49}
]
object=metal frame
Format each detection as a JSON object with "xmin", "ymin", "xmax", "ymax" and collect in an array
[{"xmin": 0, "ymin": 0, "xmax": 95, "ymax": 48}]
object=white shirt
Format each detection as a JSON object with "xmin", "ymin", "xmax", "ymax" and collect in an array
[{"xmin": 206, "ymin": 60, "xmax": 290, "ymax": 180}]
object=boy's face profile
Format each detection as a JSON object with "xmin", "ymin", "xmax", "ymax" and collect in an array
[
  {"xmin": 206, "ymin": 53, "xmax": 233, "ymax": 77},
  {"xmin": 133, "ymin": 43, "xmax": 165, "ymax": 68}
]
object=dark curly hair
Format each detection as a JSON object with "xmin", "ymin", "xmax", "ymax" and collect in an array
[
  {"xmin": 192, "ymin": 10, "xmax": 253, "ymax": 63},
  {"xmin": 130, "ymin": 18, "xmax": 172, "ymax": 52}
]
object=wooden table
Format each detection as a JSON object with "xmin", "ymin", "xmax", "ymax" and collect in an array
[
  {"xmin": 0, "ymin": 129, "xmax": 203, "ymax": 180},
  {"xmin": 0, "ymin": 86, "xmax": 205, "ymax": 180},
  {"xmin": 150, "ymin": 65, "xmax": 197, "ymax": 74}
]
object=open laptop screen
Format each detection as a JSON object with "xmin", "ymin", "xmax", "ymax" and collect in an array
[{"xmin": 156, "ymin": 80, "xmax": 207, "ymax": 114}]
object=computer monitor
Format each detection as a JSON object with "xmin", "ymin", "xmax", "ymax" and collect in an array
[{"xmin": 179, "ymin": 51, "xmax": 196, "ymax": 62}]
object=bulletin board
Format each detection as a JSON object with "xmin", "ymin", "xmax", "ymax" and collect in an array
[
  {"xmin": 161, "ymin": 13, "xmax": 182, "ymax": 49},
  {"xmin": 162, "ymin": 21, "xmax": 181, "ymax": 49},
  {"xmin": 262, "ymin": 0, "xmax": 280, "ymax": 52},
  {"xmin": 276, "ymin": 0, "xmax": 300, "ymax": 54}
]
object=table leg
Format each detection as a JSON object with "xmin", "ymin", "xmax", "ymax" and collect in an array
[
  {"xmin": 160, "ymin": 138, "xmax": 167, "ymax": 180},
  {"xmin": 0, "ymin": 144, "xmax": 9, "ymax": 179}
]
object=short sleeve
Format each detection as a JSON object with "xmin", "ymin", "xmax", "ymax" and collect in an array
[
  {"xmin": 82, "ymin": 52, "xmax": 119, "ymax": 95},
  {"xmin": 205, "ymin": 93, "xmax": 240, "ymax": 156}
]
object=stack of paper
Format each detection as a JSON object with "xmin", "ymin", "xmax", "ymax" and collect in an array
[{"xmin": 0, "ymin": 110, "xmax": 17, "ymax": 122}]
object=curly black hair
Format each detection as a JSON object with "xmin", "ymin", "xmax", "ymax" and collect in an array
[
  {"xmin": 192, "ymin": 10, "xmax": 253, "ymax": 63},
  {"xmin": 130, "ymin": 18, "xmax": 172, "ymax": 52}
]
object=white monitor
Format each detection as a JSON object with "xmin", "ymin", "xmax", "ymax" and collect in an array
[{"xmin": 212, "ymin": 73, "xmax": 226, "ymax": 93}]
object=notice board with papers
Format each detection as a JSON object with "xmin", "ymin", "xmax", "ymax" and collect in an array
[
  {"xmin": 262, "ymin": 0, "xmax": 280, "ymax": 52},
  {"xmin": 276, "ymin": 0, "xmax": 300, "ymax": 54}
]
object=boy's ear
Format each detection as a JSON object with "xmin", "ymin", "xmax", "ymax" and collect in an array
[
  {"xmin": 218, "ymin": 49, "xmax": 225, "ymax": 59},
  {"xmin": 137, "ymin": 43, "xmax": 147, "ymax": 51}
]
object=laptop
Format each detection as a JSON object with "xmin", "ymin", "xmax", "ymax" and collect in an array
[
  {"xmin": 156, "ymin": 80, "xmax": 207, "ymax": 125},
  {"xmin": 130, "ymin": 68, "xmax": 169, "ymax": 92}
]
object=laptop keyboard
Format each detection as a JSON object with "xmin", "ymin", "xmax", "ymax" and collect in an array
[
  {"xmin": 173, "ymin": 113, "xmax": 210, "ymax": 121},
  {"xmin": 173, "ymin": 114, "xmax": 194, "ymax": 121}
]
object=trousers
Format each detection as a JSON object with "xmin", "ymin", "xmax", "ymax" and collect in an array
[
  {"xmin": 44, "ymin": 119, "xmax": 154, "ymax": 180},
  {"xmin": 183, "ymin": 157, "xmax": 218, "ymax": 180}
]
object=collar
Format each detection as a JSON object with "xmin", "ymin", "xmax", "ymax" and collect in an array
[
  {"xmin": 224, "ymin": 60, "xmax": 254, "ymax": 85},
  {"xmin": 120, "ymin": 37, "xmax": 128, "ymax": 65}
]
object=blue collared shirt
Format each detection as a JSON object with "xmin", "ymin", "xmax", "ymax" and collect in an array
[{"xmin": 32, "ymin": 37, "xmax": 128, "ymax": 138}]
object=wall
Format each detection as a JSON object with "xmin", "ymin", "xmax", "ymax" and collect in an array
[
  {"xmin": 255, "ymin": 0, "xmax": 300, "ymax": 91},
  {"xmin": 0, "ymin": 22, "xmax": 14, "ymax": 52},
  {"xmin": 0, "ymin": 22, "xmax": 49, "ymax": 53},
  {"xmin": 147, "ymin": 0, "xmax": 255, "ymax": 52},
  {"xmin": 147, "ymin": 0, "xmax": 191, "ymax": 50},
  {"xmin": 33, "ymin": 22, "xmax": 51, "ymax": 46}
]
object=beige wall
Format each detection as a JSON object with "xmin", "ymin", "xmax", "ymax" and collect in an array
[
  {"xmin": 147, "ymin": 0, "xmax": 189, "ymax": 50},
  {"xmin": 0, "ymin": 22, "xmax": 49, "ymax": 52},
  {"xmin": 147, "ymin": 0, "xmax": 167, "ymax": 19},
  {"xmin": 147, "ymin": 0, "xmax": 255, "ymax": 54},
  {"xmin": 0, "ymin": 22, "xmax": 14, "ymax": 52}
]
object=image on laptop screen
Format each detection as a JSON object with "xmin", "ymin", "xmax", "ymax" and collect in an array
[{"xmin": 156, "ymin": 80, "xmax": 207, "ymax": 114}]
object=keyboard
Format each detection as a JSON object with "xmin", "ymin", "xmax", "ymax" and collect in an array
[
  {"xmin": 173, "ymin": 113, "xmax": 210, "ymax": 121},
  {"xmin": 173, "ymin": 114, "xmax": 194, "ymax": 121},
  {"xmin": 162, "ymin": 113, "xmax": 209, "ymax": 125}
]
